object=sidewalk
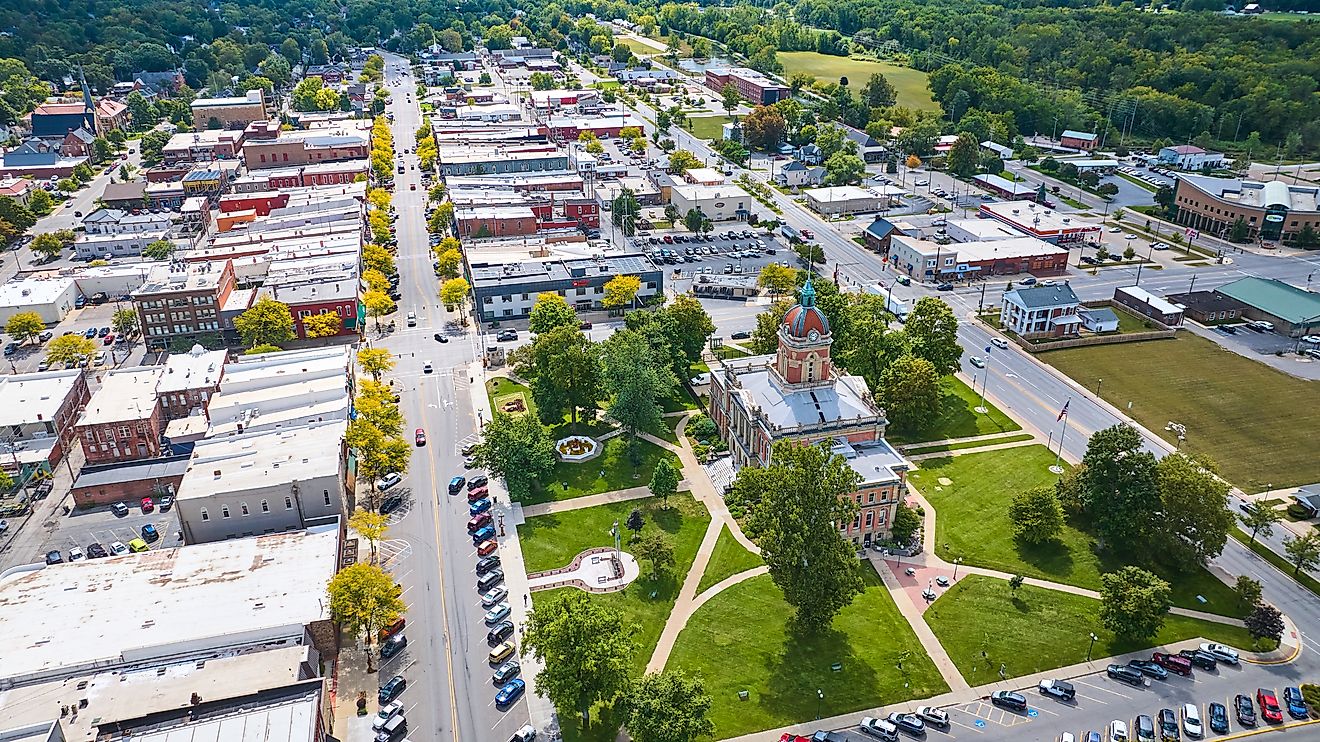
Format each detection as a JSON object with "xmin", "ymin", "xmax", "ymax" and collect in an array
[{"xmin": 519, "ymin": 481, "xmax": 690, "ymax": 518}]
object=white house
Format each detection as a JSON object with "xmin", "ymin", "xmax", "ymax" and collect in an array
[
  {"xmin": 1000, "ymin": 283, "xmax": 1082, "ymax": 339},
  {"xmin": 1079, "ymin": 306, "xmax": 1120, "ymax": 333},
  {"xmin": 774, "ymin": 161, "xmax": 826, "ymax": 188},
  {"xmin": 670, "ymin": 184, "xmax": 752, "ymax": 222}
]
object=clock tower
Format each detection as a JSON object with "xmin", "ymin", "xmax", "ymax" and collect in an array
[{"xmin": 774, "ymin": 279, "xmax": 834, "ymax": 387}]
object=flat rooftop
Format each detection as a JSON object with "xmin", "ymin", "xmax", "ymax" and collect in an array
[
  {"xmin": 947, "ymin": 218, "xmax": 1026, "ymax": 241},
  {"xmin": 0, "ymin": 523, "xmax": 338, "ymax": 685},
  {"xmin": 1181, "ymin": 174, "xmax": 1319, "ymax": 213},
  {"xmin": 77, "ymin": 367, "xmax": 163, "ymax": 426},
  {"xmin": 955, "ymin": 236, "xmax": 1068, "ymax": 261},
  {"xmin": 804, "ymin": 185, "xmax": 881, "ymax": 202},
  {"xmin": 181, "ymin": 421, "xmax": 346, "ymax": 498},
  {"xmin": 470, "ymin": 253, "xmax": 657, "ymax": 288},
  {"xmin": 157, "ymin": 346, "xmax": 227, "ymax": 394},
  {"xmin": 978, "ymin": 200, "xmax": 1102, "ymax": 234},
  {"xmin": 717, "ymin": 355, "xmax": 882, "ymax": 435},
  {"xmin": 834, "ymin": 438, "xmax": 907, "ymax": 486},
  {"xmin": 0, "ymin": 276, "xmax": 74, "ymax": 306},
  {"xmin": 135, "ymin": 262, "xmax": 228, "ymax": 295},
  {"xmin": 0, "ymin": 370, "xmax": 83, "ymax": 429}
]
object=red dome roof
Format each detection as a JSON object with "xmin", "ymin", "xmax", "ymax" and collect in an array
[{"xmin": 781, "ymin": 278, "xmax": 830, "ymax": 340}]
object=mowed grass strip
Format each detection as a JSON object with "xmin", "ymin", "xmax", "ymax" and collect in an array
[
  {"xmin": 696, "ymin": 524, "xmax": 763, "ymax": 594},
  {"xmin": 777, "ymin": 51, "xmax": 937, "ymax": 111},
  {"xmin": 908, "ymin": 446, "xmax": 1244, "ymax": 616},
  {"xmin": 925, "ymin": 575, "xmax": 1257, "ymax": 686},
  {"xmin": 1041, "ymin": 333, "xmax": 1320, "ymax": 490},
  {"xmin": 886, "ymin": 375, "xmax": 1022, "ymax": 445},
  {"xmin": 903, "ymin": 432, "xmax": 1036, "ymax": 456},
  {"xmin": 666, "ymin": 565, "xmax": 949, "ymax": 738}
]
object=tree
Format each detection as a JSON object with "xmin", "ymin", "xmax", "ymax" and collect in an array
[
  {"xmin": 626, "ymin": 508, "xmax": 645, "ymax": 541},
  {"xmin": 5, "ymin": 312, "xmax": 45, "ymax": 344},
  {"xmin": 1241, "ymin": 502, "xmax": 1284, "ymax": 547},
  {"xmin": 634, "ymin": 530, "xmax": 676, "ymax": 581},
  {"xmin": 434, "ymin": 248, "xmax": 462, "ymax": 279},
  {"xmin": 529, "ymin": 292, "xmax": 578, "ymax": 335},
  {"xmin": 472, "ymin": 411, "xmax": 557, "ymax": 501},
  {"xmin": 742, "ymin": 105, "xmax": 786, "ymax": 151},
  {"xmin": 720, "ymin": 83, "xmax": 741, "ymax": 118},
  {"xmin": 1099, "ymin": 566, "xmax": 1173, "ymax": 641},
  {"xmin": 302, "ymin": 312, "xmax": 342, "ymax": 338},
  {"xmin": 667, "ymin": 149, "xmax": 702, "ymax": 175},
  {"xmin": 26, "ymin": 188, "xmax": 53, "ymax": 216},
  {"xmin": 1229, "ymin": 216, "xmax": 1250, "ymax": 243},
  {"xmin": 125, "ymin": 91, "xmax": 156, "ymax": 128},
  {"xmin": 1155, "ymin": 453, "xmax": 1233, "ymax": 569},
  {"xmin": 947, "ymin": 133, "xmax": 981, "ymax": 176},
  {"xmin": 876, "ymin": 354, "xmax": 942, "ymax": 432},
  {"xmin": 1008, "ymin": 573, "xmax": 1025, "ymax": 595},
  {"xmin": 824, "ymin": 151, "xmax": 867, "ymax": 186},
  {"xmin": 611, "ymin": 188, "xmax": 640, "ymax": 237},
  {"xmin": 46, "ymin": 334, "xmax": 96, "ymax": 367},
  {"xmin": 346, "ymin": 419, "xmax": 411, "ymax": 491},
  {"xmin": 1283, "ymin": 531, "xmax": 1320, "ymax": 577},
  {"xmin": 1234, "ymin": 575, "xmax": 1263, "ymax": 609},
  {"xmin": 348, "ymin": 509, "xmax": 389, "ymax": 564},
  {"xmin": 112, "ymin": 308, "xmax": 139, "ymax": 337},
  {"xmin": 757, "ymin": 263, "xmax": 797, "ymax": 295},
  {"xmin": 903, "ymin": 297, "xmax": 963, "ymax": 375},
  {"xmin": 890, "ymin": 502, "xmax": 922, "ymax": 545},
  {"xmin": 1245, "ymin": 603, "xmax": 1285, "ymax": 643},
  {"xmin": 529, "ymin": 71, "xmax": 557, "ymax": 90},
  {"xmin": 601, "ymin": 329, "xmax": 673, "ymax": 443},
  {"xmin": 244, "ymin": 344, "xmax": 284, "ymax": 355},
  {"xmin": 29, "ymin": 232, "xmax": 65, "ymax": 261},
  {"xmin": 326, "ymin": 563, "xmax": 405, "ymax": 671},
  {"xmin": 682, "ymin": 208, "xmax": 710, "ymax": 235},
  {"xmin": 739, "ymin": 440, "xmax": 864, "ymax": 630},
  {"xmin": 440, "ymin": 277, "xmax": 470, "ymax": 312},
  {"xmin": 862, "ymin": 73, "xmax": 898, "ymax": 108},
  {"xmin": 142, "ymin": 239, "xmax": 175, "ymax": 261},
  {"xmin": 602, "ymin": 275, "xmax": 642, "ymax": 309},
  {"xmin": 1080, "ymin": 424, "xmax": 1161, "ymax": 553},
  {"xmin": 649, "ymin": 458, "xmax": 680, "ymax": 509},
  {"xmin": 519, "ymin": 326, "xmax": 603, "ymax": 426},
  {"xmin": 357, "ymin": 348, "xmax": 395, "ymax": 379},
  {"xmin": 235, "ymin": 296, "xmax": 295, "ymax": 349},
  {"xmin": 522, "ymin": 591, "xmax": 635, "ymax": 725},
  {"xmin": 1009, "ymin": 486, "xmax": 1065, "ymax": 545},
  {"xmin": 362, "ymin": 243, "xmax": 395, "ymax": 275},
  {"xmin": 750, "ymin": 298, "xmax": 793, "ymax": 354},
  {"xmin": 623, "ymin": 670, "xmax": 714, "ymax": 742}
]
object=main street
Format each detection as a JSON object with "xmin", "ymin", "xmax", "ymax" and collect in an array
[{"xmin": 370, "ymin": 53, "xmax": 532, "ymax": 742}]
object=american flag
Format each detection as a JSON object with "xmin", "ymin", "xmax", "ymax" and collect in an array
[{"xmin": 1057, "ymin": 399, "xmax": 1070, "ymax": 422}]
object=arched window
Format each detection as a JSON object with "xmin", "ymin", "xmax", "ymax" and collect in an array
[
  {"xmin": 200, "ymin": 508, "xmax": 209, "ymax": 521},
  {"xmin": 240, "ymin": 502, "xmax": 250, "ymax": 516}
]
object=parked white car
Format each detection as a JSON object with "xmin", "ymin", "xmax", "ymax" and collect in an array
[
  {"xmin": 1198, "ymin": 642, "xmax": 1239, "ymax": 664},
  {"xmin": 1182, "ymin": 703, "xmax": 1202, "ymax": 737}
]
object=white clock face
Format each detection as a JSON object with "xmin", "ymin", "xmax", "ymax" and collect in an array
[{"xmin": 808, "ymin": 329, "xmax": 820, "ymax": 341}]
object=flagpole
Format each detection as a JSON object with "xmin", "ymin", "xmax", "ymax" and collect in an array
[{"xmin": 1050, "ymin": 397, "xmax": 1070, "ymax": 474}]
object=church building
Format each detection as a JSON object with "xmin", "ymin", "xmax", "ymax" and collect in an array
[{"xmin": 706, "ymin": 280, "xmax": 910, "ymax": 546}]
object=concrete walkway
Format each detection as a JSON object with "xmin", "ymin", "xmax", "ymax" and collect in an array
[
  {"xmin": 519, "ymin": 481, "xmax": 690, "ymax": 518},
  {"xmin": 905, "ymin": 436, "xmax": 1042, "ymax": 461},
  {"xmin": 873, "ymin": 558, "xmax": 972, "ymax": 691},
  {"xmin": 896, "ymin": 429, "xmax": 1037, "ymax": 452}
]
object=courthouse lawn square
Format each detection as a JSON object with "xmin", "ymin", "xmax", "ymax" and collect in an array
[
  {"xmin": 665, "ymin": 565, "xmax": 949, "ymax": 739},
  {"xmin": 925, "ymin": 575, "xmax": 1257, "ymax": 687},
  {"xmin": 619, "ymin": 37, "xmax": 664, "ymax": 54},
  {"xmin": 908, "ymin": 446, "xmax": 1244, "ymax": 617},
  {"xmin": 886, "ymin": 375, "xmax": 1021, "ymax": 445},
  {"xmin": 1041, "ymin": 332, "xmax": 1320, "ymax": 490},
  {"xmin": 777, "ymin": 51, "xmax": 938, "ymax": 111},
  {"xmin": 524, "ymin": 435, "xmax": 682, "ymax": 506},
  {"xmin": 696, "ymin": 524, "xmax": 764, "ymax": 594}
]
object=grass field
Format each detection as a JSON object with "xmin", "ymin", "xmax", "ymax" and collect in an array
[
  {"xmin": 926, "ymin": 576, "xmax": 1258, "ymax": 686},
  {"xmin": 528, "ymin": 495, "xmax": 711, "ymax": 742},
  {"xmin": 619, "ymin": 37, "xmax": 664, "ymax": 54},
  {"xmin": 534, "ymin": 436, "xmax": 681, "ymax": 506},
  {"xmin": 903, "ymin": 432, "xmax": 1036, "ymax": 456},
  {"xmin": 887, "ymin": 375, "xmax": 1022, "ymax": 445},
  {"xmin": 909, "ymin": 446, "xmax": 1244, "ymax": 616},
  {"xmin": 777, "ymin": 51, "xmax": 937, "ymax": 111},
  {"xmin": 685, "ymin": 114, "xmax": 735, "ymax": 142},
  {"xmin": 696, "ymin": 525, "xmax": 763, "ymax": 594},
  {"xmin": 666, "ymin": 565, "xmax": 948, "ymax": 738},
  {"xmin": 1041, "ymin": 333, "xmax": 1320, "ymax": 490}
]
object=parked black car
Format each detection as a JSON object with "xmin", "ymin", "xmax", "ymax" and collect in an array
[
  {"xmin": 486, "ymin": 620, "xmax": 515, "ymax": 645},
  {"xmin": 1177, "ymin": 648, "xmax": 1218, "ymax": 670},
  {"xmin": 86, "ymin": 542, "xmax": 108, "ymax": 559},
  {"xmin": 1128, "ymin": 659, "xmax": 1168, "ymax": 680},
  {"xmin": 476, "ymin": 555, "xmax": 502, "ymax": 574},
  {"xmin": 1106, "ymin": 663, "xmax": 1145, "ymax": 686},
  {"xmin": 1235, "ymin": 694, "xmax": 1256, "ymax": 727},
  {"xmin": 1208, "ymin": 702, "xmax": 1229, "ymax": 734},
  {"xmin": 990, "ymin": 691, "xmax": 1027, "ymax": 711},
  {"xmin": 380, "ymin": 633, "xmax": 407, "ymax": 659}
]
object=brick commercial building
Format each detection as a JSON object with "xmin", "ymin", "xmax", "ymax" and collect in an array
[
  {"xmin": 888, "ymin": 234, "xmax": 1069, "ymax": 281},
  {"xmin": 0, "ymin": 370, "xmax": 91, "ymax": 483},
  {"xmin": 1114, "ymin": 285, "xmax": 1184, "ymax": 327},
  {"xmin": 544, "ymin": 113, "xmax": 646, "ymax": 142},
  {"xmin": 1060, "ymin": 130, "xmax": 1099, "ymax": 151},
  {"xmin": 455, "ymin": 206, "xmax": 538, "ymax": 238},
  {"xmin": 470, "ymin": 254, "xmax": 663, "ymax": 322},
  {"xmin": 978, "ymin": 201, "xmax": 1103, "ymax": 246},
  {"xmin": 161, "ymin": 129, "xmax": 245, "ymax": 165},
  {"xmin": 704, "ymin": 67, "xmax": 790, "ymax": 105},
  {"xmin": 1173, "ymin": 175, "xmax": 1320, "ymax": 244},
  {"xmin": 132, "ymin": 260, "xmax": 239, "ymax": 351},
  {"xmin": 190, "ymin": 90, "xmax": 267, "ymax": 131},
  {"xmin": 706, "ymin": 281, "xmax": 909, "ymax": 547},
  {"xmin": 71, "ymin": 456, "xmax": 190, "ymax": 508},
  {"xmin": 76, "ymin": 367, "xmax": 167, "ymax": 465},
  {"xmin": 242, "ymin": 131, "xmax": 370, "ymax": 170}
]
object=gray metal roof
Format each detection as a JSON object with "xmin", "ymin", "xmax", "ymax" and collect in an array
[
  {"xmin": 73, "ymin": 456, "xmax": 190, "ymax": 489},
  {"xmin": 1008, "ymin": 284, "xmax": 1080, "ymax": 309}
]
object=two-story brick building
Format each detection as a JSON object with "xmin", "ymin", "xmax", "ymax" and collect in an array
[
  {"xmin": 76, "ymin": 367, "xmax": 167, "ymax": 465},
  {"xmin": 705, "ymin": 282, "xmax": 909, "ymax": 547},
  {"xmin": 0, "ymin": 370, "xmax": 91, "ymax": 483}
]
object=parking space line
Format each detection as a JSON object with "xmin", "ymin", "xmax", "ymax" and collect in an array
[
  {"xmin": 1074, "ymin": 692, "xmax": 1108, "ymax": 705},
  {"xmin": 948, "ymin": 719, "xmax": 982, "ymax": 734},
  {"xmin": 1075, "ymin": 679, "xmax": 1132, "ymax": 698},
  {"xmin": 1032, "ymin": 705, "xmax": 1060, "ymax": 717}
]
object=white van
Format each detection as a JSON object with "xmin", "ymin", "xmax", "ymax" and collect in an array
[{"xmin": 375, "ymin": 713, "xmax": 407, "ymax": 742}]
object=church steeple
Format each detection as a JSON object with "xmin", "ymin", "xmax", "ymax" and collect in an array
[{"xmin": 79, "ymin": 65, "xmax": 96, "ymax": 134}]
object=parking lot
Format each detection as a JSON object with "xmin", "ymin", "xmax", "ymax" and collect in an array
[
  {"xmin": 4, "ymin": 299, "xmax": 148, "ymax": 374},
  {"xmin": 824, "ymin": 653, "xmax": 1316, "ymax": 742},
  {"xmin": 39, "ymin": 499, "xmax": 181, "ymax": 562},
  {"xmin": 633, "ymin": 228, "xmax": 790, "ymax": 278}
]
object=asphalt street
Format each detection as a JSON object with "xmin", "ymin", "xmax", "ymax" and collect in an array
[{"xmin": 369, "ymin": 54, "xmax": 532, "ymax": 742}]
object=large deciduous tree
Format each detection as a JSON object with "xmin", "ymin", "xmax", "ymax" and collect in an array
[
  {"xmin": 1154, "ymin": 453, "xmax": 1233, "ymax": 569},
  {"xmin": 522, "ymin": 592, "xmax": 636, "ymax": 725},
  {"xmin": 623, "ymin": 670, "xmax": 715, "ymax": 742},
  {"xmin": 1240, "ymin": 502, "xmax": 1283, "ymax": 547},
  {"xmin": 45, "ymin": 335, "xmax": 96, "ymax": 367},
  {"xmin": 472, "ymin": 411, "xmax": 557, "ymax": 502},
  {"xmin": 327, "ymin": 563, "xmax": 405, "ymax": 671},
  {"xmin": 1099, "ymin": 566, "xmax": 1172, "ymax": 641},
  {"xmin": 234, "ymin": 296, "xmax": 295, "ymax": 349},
  {"xmin": 1246, "ymin": 603, "xmax": 1285, "ymax": 643},
  {"xmin": 876, "ymin": 353, "xmax": 942, "ymax": 433},
  {"xmin": 601, "ymin": 329, "xmax": 674, "ymax": 443},
  {"xmin": 741, "ymin": 105, "xmax": 786, "ymax": 151},
  {"xmin": 738, "ymin": 440, "xmax": 864, "ymax": 630},
  {"xmin": 903, "ymin": 297, "xmax": 963, "ymax": 375},
  {"xmin": 1283, "ymin": 531, "xmax": 1320, "ymax": 577},
  {"xmin": 649, "ymin": 458, "xmax": 679, "ymax": 509},
  {"xmin": 521, "ymin": 326, "xmax": 603, "ymax": 426},
  {"xmin": 1009, "ymin": 486, "xmax": 1065, "ymax": 545},
  {"xmin": 5, "ymin": 311, "xmax": 44, "ymax": 344},
  {"xmin": 1079, "ymin": 424, "xmax": 1161, "ymax": 553},
  {"xmin": 528, "ymin": 292, "xmax": 578, "ymax": 335}
]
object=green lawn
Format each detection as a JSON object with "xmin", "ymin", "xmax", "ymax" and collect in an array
[
  {"xmin": 696, "ymin": 525, "xmax": 763, "ymax": 594},
  {"xmin": 619, "ymin": 37, "xmax": 664, "ymax": 55},
  {"xmin": 529, "ymin": 495, "xmax": 711, "ymax": 742},
  {"xmin": 666, "ymin": 565, "xmax": 948, "ymax": 738},
  {"xmin": 487, "ymin": 377, "xmax": 535, "ymax": 418},
  {"xmin": 777, "ymin": 51, "xmax": 937, "ymax": 111},
  {"xmin": 685, "ymin": 114, "xmax": 735, "ymax": 141},
  {"xmin": 1041, "ymin": 333, "xmax": 1320, "ymax": 490},
  {"xmin": 909, "ymin": 446, "xmax": 1245, "ymax": 617},
  {"xmin": 659, "ymin": 385, "xmax": 701, "ymax": 413},
  {"xmin": 529, "ymin": 435, "xmax": 681, "ymax": 506},
  {"xmin": 1112, "ymin": 306, "xmax": 1155, "ymax": 334},
  {"xmin": 887, "ymin": 375, "xmax": 1022, "ymax": 445},
  {"xmin": 926, "ymin": 576, "xmax": 1257, "ymax": 686}
]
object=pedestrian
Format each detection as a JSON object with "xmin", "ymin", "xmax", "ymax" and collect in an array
[{"xmin": 524, "ymin": 594, "xmax": 528, "ymax": 607}]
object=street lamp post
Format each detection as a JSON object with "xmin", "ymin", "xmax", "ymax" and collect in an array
[
  {"xmin": 1087, "ymin": 632, "xmax": 1098, "ymax": 661},
  {"xmin": 816, "ymin": 689, "xmax": 824, "ymax": 720},
  {"xmin": 975, "ymin": 348, "xmax": 992, "ymax": 414},
  {"xmin": 953, "ymin": 557, "xmax": 963, "ymax": 581},
  {"xmin": 1096, "ymin": 378, "xmax": 1103, "ymax": 397}
]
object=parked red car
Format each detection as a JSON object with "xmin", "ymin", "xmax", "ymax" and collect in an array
[
  {"xmin": 467, "ymin": 513, "xmax": 493, "ymax": 532},
  {"xmin": 476, "ymin": 540, "xmax": 498, "ymax": 556},
  {"xmin": 1152, "ymin": 652, "xmax": 1192, "ymax": 676},
  {"xmin": 140, "ymin": 497, "xmax": 154, "ymax": 513},
  {"xmin": 1258, "ymin": 689, "xmax": 1284, "ymax": 723},
  {"xmin": 467, "ymin": 486, "xmax": 489, "ymax": 502}
]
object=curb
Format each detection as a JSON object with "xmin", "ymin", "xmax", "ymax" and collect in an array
[{"xmin": 1210, "ymin": 718, "xmax": 1320, "ymax": 740}]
